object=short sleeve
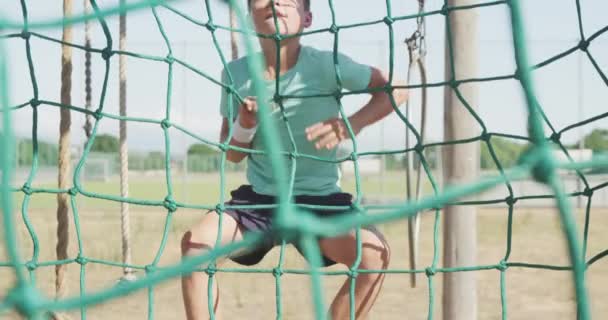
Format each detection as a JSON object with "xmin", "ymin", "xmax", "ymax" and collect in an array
[
  {"xmin": 335, "ymin": 53, "xmax": 372, "ymax": 92},
  {"xmin": 219, "ymin": 67, "xmax": 238, "ymax": 120}
]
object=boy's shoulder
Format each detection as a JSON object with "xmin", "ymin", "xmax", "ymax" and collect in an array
[
  {"xmin": 301, "ymin": 45, "xmax": 330, "ymax": 56},
  {"xmin": 300, "ymin": 46, "xmax": 364, "ymax": 68},
  {"xmin": 300, "ymin": 45, "xmax": 335, "ymax": 63},
  {"xmin": 224, "ymin": 46, "xmax": 334, "ymax": 69},
  {"xmin": 224, "ymin": 54, "xmax": 253, "ymax": 75},
  {"xmin": 222, "ymin": 46, "xmax": 361, "ymax": 77}
]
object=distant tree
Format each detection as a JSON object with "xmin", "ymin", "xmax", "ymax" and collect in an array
[
  {"xmin": 144, "ymin": 151, "xmax": 165, "ymax": 170},
  {"xmin": 187, "ymin": 143, "xmax": 217, "ymax": 156},
  {"xmin": 91, "ymin": 134, "xmax": 119, "ymax": 153},
  {"xmin": 480, "ymin": 138, "xmax": 529, "ymax": 169},
  {"xmin": 384, "ymin": 154, "xmax": 403, "ymax": 170},
  {"xmin": 581, "ymin": 129, "xmax": 608, "ymax": 153},
  {"xmin": 420, "ymin": 147, "xmax": 439, "ymax": 170},
  {"xmin": 16, "ymin": 138, "xmax": 59, "ymax": 166}
]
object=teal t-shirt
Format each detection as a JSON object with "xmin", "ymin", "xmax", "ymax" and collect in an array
[{"xmin": 220, "ymin": 46, "xmax": 372, "ymax": 196}]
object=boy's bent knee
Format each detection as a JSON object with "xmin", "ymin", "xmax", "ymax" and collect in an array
[
  {"xmin": 180, "ymin": 210, "xmax": 240, "ymax": 259},
  {"xmin": 360, "ymin": 237, "xmax": 391, "ymax": 270},
  {"xmin": 181, "ymin": 230, "xmax": 214, "ymax": 257}
]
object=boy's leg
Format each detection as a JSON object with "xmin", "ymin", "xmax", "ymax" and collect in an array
[
  {"xmin": 181, "ymin": 211, "xmax": 245, "ymax": 320},
  {"xmin": 318, "ymin": 229, "xmax": 390, "ymax": 320}
]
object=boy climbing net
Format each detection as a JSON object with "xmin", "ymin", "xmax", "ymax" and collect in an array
[{"xmin": 180, "ymin": 0, "xmax": 409, "ymax": 319}]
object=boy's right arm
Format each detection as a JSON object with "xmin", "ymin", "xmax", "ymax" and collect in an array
[
  {"xmin": 220, "ymin": 97, "xmax": 258, "ymax": 163},
  {"xmin": 220, "ymin": 118, "xmax": 250, "ymax": 163}
]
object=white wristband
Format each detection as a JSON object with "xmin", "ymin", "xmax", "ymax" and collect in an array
[{"xmin": 232, "ymin": 116, "xmax": 257, "ymax": 144}]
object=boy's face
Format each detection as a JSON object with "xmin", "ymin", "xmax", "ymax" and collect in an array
[{"xmin": 249, "ymin": 0, "xmax": 312, "ymax": 36}]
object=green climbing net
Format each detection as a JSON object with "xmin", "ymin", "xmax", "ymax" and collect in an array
[{"xmin": 2, "ymin": 0, "xmax": 608, "ymax": 319}]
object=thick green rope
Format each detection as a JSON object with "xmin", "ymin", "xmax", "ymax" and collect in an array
[{"xmin": 1, "ymin": 0, "xmax": 608, "ymax": 319}]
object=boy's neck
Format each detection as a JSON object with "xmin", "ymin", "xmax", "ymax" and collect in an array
[{"xmin": 260, "ymin": 38, "xmax": 302, "ymax": 80}]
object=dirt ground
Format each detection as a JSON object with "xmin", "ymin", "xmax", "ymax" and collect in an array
[{"xmin": 1, "ymin": 206, "xmax": 607, "ymax": 320}]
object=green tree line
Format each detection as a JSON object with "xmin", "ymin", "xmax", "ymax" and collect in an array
[
  {"xmin": 13, "ymin": 129, "xmax": 607, "ymax": 172},
  {"xmin": 384, "ymin": 128, "xmax": 608, "ymax": 171},
  {"xmin": 16, "ymin": 139, "xmax": 59, "ymax": 166}
]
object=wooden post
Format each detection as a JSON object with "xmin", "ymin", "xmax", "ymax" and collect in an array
[{"xmin": 442, "ymin": 1, "xmax": 478, "ymax": 319}]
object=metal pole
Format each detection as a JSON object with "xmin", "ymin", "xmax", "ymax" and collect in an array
[{"xmin": 442, "ymin": 1, "xmax": 478, "ymax": 319}]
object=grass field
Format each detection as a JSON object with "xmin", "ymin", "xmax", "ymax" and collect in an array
[
  {"xmin": 2, "ymin": 173, "xmax": 607, "ymax": 319},
  {"xmin": 10, "ymin": 171, "xmax": 422, "ymax": 211}
]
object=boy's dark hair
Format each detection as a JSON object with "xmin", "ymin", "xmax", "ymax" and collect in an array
[{"xmin": 248, "ymin": 0, "xmax": 311, "ymax": 11}]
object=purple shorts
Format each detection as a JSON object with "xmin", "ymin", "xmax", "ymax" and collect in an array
[{"xmin": 222, "ymin": 185, "xmax": 381, "ymax": 267}]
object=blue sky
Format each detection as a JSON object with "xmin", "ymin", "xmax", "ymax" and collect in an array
[{"xmin": 1, "ymin": 0, "xmax": 607, "ymax": 155}]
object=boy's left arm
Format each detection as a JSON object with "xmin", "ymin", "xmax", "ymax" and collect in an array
[{"xmin": 306, "ymin": 67, "xmax": 409, "ymax": 150}]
